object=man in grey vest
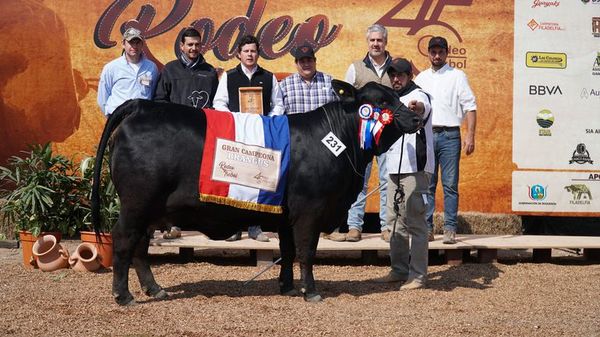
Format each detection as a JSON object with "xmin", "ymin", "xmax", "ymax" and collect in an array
[{"xmin": 327, "ymin": 24, "xmax": 393, "ymax": 242}]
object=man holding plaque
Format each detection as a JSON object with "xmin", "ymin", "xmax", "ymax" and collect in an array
[
  {"xmin": 279, "ymin": 44, "xmax": 338, "ymax": 114},
  {"xmin": 213, "ymin": 35, "xmax": 284, "ymax": 116},
  {"xmin": 213, "ymin": 34, "xmax": 284, "ymax": 242}
]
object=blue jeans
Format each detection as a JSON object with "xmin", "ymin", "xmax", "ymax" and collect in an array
[
  {"xmin": 426, "ymin": 129, "xmax": 461, "ymax": 232},
  {"xmin": 347, "ymin": 153, "xmax": 388, "ymax": 232}
]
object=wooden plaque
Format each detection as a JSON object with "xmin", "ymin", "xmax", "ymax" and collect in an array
[{"xmin": 239, "ymin": 87, "xmax": 263, "ymax": 115}]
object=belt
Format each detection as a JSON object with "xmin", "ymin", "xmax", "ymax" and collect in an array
[{"xmin": 432, "ymin": 126, "xmax": 460, "ymax": 133}]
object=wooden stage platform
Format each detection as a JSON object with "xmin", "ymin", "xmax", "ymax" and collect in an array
[{"xmin": 150, "ymin": 231, "xmax": 600, "ymax": 266}]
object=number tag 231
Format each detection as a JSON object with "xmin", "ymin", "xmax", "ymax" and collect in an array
[{"xmin": 321, "ymin": 132, "xmax": 347, "ymax": 157}]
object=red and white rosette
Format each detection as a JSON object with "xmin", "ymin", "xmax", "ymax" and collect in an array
[{"xmin": 378, "ymin": 109, "xmax": 393, "ymax": 125}]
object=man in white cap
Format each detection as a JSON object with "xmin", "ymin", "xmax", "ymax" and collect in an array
[{"xmin": 98, "ymin": 27, "xmax": 159, "ymax": 116}]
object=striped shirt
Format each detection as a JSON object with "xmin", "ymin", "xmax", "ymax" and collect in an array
[{"xmin": 279, "ymin": 72, "xmax": 338, "ymax": 114}]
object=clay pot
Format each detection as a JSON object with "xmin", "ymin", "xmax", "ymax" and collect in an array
[
  {"xmin": 69, "ymin": 242, "xmax": 101, "ymax": 272},
  {"xmin": 32, "ymin": 234, "xmax": 69, "ymax": 272},
  {"xmin": 18, "ymin": 231, "xmax": 62, "ymax": 269},
  {"xmin": 80, "ymin": 231, "xmax": 113, "ymax": 268}
]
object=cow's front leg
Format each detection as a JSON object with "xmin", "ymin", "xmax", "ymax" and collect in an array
[
  {"xmin": 133, "ymin": 229, "xmax": 167, "ymax": 300},
  {"xmin": 278, "ymin": 224, "xmax": 297, "ymax": 296},
  {"xmin": 296, "ymin": 229, "xmax": 321, "ymax": 302}
]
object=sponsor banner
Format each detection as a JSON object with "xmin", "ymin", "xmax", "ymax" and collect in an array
[
  {"xmin": 512, "ymin": 171, "xmax": 600, "ymax": 212},
  {"xmin": 513, "ymin": 1, "xmax": 600, "ymax": 174}
]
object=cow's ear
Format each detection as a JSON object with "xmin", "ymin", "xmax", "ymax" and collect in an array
[{"xmin": 332, "ymin": 79, "xmax": 357, "ymax": 104}]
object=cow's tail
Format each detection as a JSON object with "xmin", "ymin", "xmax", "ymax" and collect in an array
[{"xmin": 91, "ymin": 100, "xmax": 137, "ymax": 235}]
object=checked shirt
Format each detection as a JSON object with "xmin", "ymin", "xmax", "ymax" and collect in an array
[{"xmin": 279, "ymin": 72, "xmax": 338, "ymax": 114}]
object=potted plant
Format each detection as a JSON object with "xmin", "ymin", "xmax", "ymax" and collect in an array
[
  {"xmin": 79, "ymin": 152, "xmax": 119, "ymax": 268},
  {"xmin": 0, "ymin": 143, "xmax": 88, "ymax": 267}
]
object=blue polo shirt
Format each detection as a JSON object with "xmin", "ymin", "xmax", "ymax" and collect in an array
[{"xmin": 97, "ymin": 55, "xmax": 159, "ymax": 116}]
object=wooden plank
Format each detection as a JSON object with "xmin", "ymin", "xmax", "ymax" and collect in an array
[
  {"xmin": 583, "ymin": 248, "xmax": 600, "ymax": 261},
  {"xmin": 361, "ymin": 250, "xmax": 379, "ymax": 265},
  {"xmin": 477, "ymin": 249, "xmax": 498, "ymax": 263},
  {"xmin": 254, "ymin": 250, "xmax": 274, "ymax": 267},
  {"xmin": 445, "ymin": 250, "xmax": 464, "ymax": 265},
  {"xmin": 179, "ymin": 247, "xmax": 194, "ymax": 261},
  {"xmin": 150, "ymin": 232, "xmax": 600, "ymax": 251},
  {"xmin": 0, "ymin": 240, "xmax": 19, "ymax": 249},
  {"xmin": 532, "ymin": 249, "xmax": 552, "ymax": 263}
]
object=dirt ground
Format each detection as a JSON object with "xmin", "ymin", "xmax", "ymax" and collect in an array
[{"xmin": 1, "ymin": 241, "xmax": 599, "ymax": 337}]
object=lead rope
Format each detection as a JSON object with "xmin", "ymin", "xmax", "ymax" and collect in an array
[{"xmin": 389, "ymin": 135, "xmax": 406, "ymax": 244}]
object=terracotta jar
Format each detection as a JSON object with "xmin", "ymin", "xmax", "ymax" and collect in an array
[
  {"xmin": 80, "ymin": 231, "xmax": 113, "ymax": 268},
  {"xmin": 19, "ymin": 231, "xmax": 62, "ymax": 269},
  {"xmin": 69, "ymin": 242, "xmax": 101, "ymax": 272},
  {"xmin": 32, "ymin": 235, "xmax": 69, "ymax": 272}
]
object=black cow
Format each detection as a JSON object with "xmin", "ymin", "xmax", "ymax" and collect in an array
[{"xmin": 92, "ymin": 80, "xmax": 422, "ymax": 305}]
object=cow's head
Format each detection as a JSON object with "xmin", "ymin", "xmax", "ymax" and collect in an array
[{"xmin": 332, "ymin": 80, "xmax": 423, "ymax": 154}]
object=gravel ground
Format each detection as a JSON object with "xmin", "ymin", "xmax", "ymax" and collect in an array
[{"xmin": 1, "ymin": 242, "xmax": 599, "ymax": 337}]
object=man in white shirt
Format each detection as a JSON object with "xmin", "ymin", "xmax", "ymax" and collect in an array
[
  {"xmin": 373, "ymin": 58, "xmax": 433, "ymax": 290},
  {"xmin": 328, "ymin": 24, "xmax": 393, "ymax": 242},
  {"xmin": 414, "ymin": 36, "xmax": 477, "ymax": 244},
  {"xmin": 97, "ymin": 27, "xmax": 159, "ymax": 116}
]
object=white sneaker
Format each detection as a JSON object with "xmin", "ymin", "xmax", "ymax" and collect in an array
[
  {"xmin": 400, "ymin": 279, "xmax": 425, "ymax": 290},
  {"xmin": 443, "ymin": 230, "xmax": 456, "ymax": 244},
  {"xmin": 163, "ymin": 226, "xmax": 182, "ymax": 239}
]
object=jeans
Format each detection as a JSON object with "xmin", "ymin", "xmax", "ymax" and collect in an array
[
  {"xmin": 387, "ymin": 171, "xmax": 430, "ymax": 282},
  {"xmin": 426, "ymin": 129, "xmax": 461, "ymax": 233},
  {"xmin": 347, "ymin": 153, "xmax": 388, "ymax": 232}
]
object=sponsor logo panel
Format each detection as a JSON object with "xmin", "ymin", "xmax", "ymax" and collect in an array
[
  {"xmin": 531, "ymin": 0, "xmax": 560, "ymax": 8},
  {"xmin": 529, "ymin": 84, "xmax": 562, "ymax": 95},
  {"xmin": 569, "ymin": 143, "xmax": 594, "ymax": 165},
  {"xmin": 580, "ymin": 88, "xmax": 600, "ymax": 99},
  {"xmin": 527, "ymin": 18, "xmax": 565, "ymax": 31},
  {"xmin": 526, "ymin": 51, "xmax": 567, "ymax": 69},
  {"xmin": 536, "ymin": 109, "xmax": 554, "ymax": 136},
  {"xmin": 513, "ymin": 172, "xmax": 600, "ymax": 212},
  {"xmin": 593, "ymin": 52, "xmax": 600, "ymax": 75}
]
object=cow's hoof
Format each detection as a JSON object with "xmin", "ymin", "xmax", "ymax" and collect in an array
[
  {"xmin": 153, "ymin": 289, "xmax": 168, "ymax": 300},
  {"xmin": 114, "ymin": 294, "xmax": 136, "ymax": 306},
  {"xmin": 281, "ymin": 288, "xmax": 300, "ymax": 297},
  {"xmin": 145, "ymin": 286, "xmax": 168, "ymax": 300},
  {"xmin": 304, "ymin": 293, "xmax": 323, "ymax": 303}
]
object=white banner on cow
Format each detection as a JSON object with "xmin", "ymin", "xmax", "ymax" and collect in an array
[
  {"xmin": 512, "ymin": 170, "xmax": 600, "ymax": 213},
  {"xmin": 211, "ymin": 138, "xmax": 281, "ymax": 192}
]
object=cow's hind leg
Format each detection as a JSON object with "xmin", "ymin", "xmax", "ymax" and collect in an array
[
  {"xmin": 133, "ymin": 229, "xmax": 167, "ymax": 300},
  {"xmin": 278, "ymin": 224, "xmax": 298, "ymax": 296},
  {"xmin": 111, "ymin": 215, "xmax": 143, "ymax": 306}
]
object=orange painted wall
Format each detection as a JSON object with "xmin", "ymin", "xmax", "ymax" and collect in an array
[{"xmin": 0, "ymin": 0, "xmax": 513, "ymax": 213}]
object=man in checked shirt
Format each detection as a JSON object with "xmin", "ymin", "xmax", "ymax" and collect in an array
[{"xmin": 279, "ymin": 44, "xmax": 338, "ymax": 115}]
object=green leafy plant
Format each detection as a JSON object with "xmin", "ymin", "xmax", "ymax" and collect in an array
[
  {"xmin": 80, "ymin": 152, "xmax": 119, "ymax": 233},
  {"xmin": 0, "ymin": 143, "xmax": 88, "ymax": 237}
]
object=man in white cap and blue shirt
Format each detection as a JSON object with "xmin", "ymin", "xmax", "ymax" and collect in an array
[{"xmin": 98, "ymin": 27, "xmax": 159, "ymax": 116}]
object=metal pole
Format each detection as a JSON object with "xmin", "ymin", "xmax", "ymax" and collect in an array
[{"xmin": 244, "ymin": 257, "xmax": 282, "ymax": 285}]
